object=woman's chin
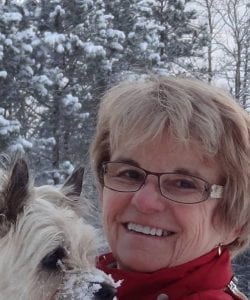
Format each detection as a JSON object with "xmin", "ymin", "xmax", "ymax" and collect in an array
[{"xmin": 113, "ymin": 227, "xmax": 177, "ymax": 272}]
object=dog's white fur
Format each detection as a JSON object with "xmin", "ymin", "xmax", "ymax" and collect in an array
[{"xmin": 0, "ymin": 156, "xmax": 116, "ymax": 300}]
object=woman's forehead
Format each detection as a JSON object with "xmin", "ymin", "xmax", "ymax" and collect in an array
[{"xmin": 111, "ymin": 130, "xmax": 215, "ymax": 163}]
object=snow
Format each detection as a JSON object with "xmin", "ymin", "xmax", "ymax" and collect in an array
[
  {"xmin": 44, "ymin": 32, "xmax": 66, "ymax": 46},
  {"xmin": 75, "ymin": 0, "xmax": 94, "ymax": 10},
  {"xmin": 69, "ymin": 34, "xmax": 85, "ymax": 49},
  {"xmin": 0, "ymin": 71, "xmax": 7, "ymax": 79},
  {"xmin": 62, "ymin": 94, "xmax": 81, "ymax": 113},
  {"xmin": 37, "ymin": 137, "xmax": 56, "ymax": 147},
  {"xmin": 110, "ymin": 42, "xmax": 123, "ymax": 51},
  {"xmin": 14, "ymin": 28, "xmax": 37, "ymax": 40},
  {"xmin": 84, "ymin": 93, "xmax": 92, "ymax": 101},
  {"xmin": 22, "ymin": 43, "xmax": 33, "ymax": 53},
  {"xmin": 49, "ymin": 5, "xmax": 65, "ymax": 19},
  {"xmin": 8, "ymin": 143, "xmax": 25, "ymax": 153},
  {"xmin": 0, "ymin": 116, "xmax": 20, "ymax": 135},
  {"xmin": 213, "ymin": 77, "xmax": 231, "ymax": 91},
  {"xmin": 9, "ymin": 137, "xmax": 33, "ymax": 153},
  {"xmin": 106, "ymin": 29, "xmax": 125, "ymax": 40},
  {"xmin": 84, "ymin": 43, "xmax": 106, "ymax": 58},
  {"xmin": 96, "ymin": 11, "xmax": 114, "ymax": 30},
  {"xmin": 79, "ymin": 112, "xmax": 90, "ymax": 120},
  {"xmin": 4, "ymin": 39, "xmax": 13, "ymax": 46},
  {"xmin": 61, "ymin": 161, "xmax": 74, "ymax": 174},
  {"xmin": 128, "ymin": 32, "xmax": 135, "ymax": 39},
  {"xmin": 23, "ymin": 66, "xmax": 34, "ymax": 76},
  {"xmin": 56, "ymin": 44, "xmax": 65, "ymax": 53},
  {"xmin": 103, "ymin": 60, "xmax": 113, "ymax": 71},
  {"xmin": 3, "ymin": 12, "xmax": 22, "ymax": 23},
  {"xmin": 33, "ymin": 75, "xmax": 53, "ymax": 86},
  {"xmin": 58, "ymin": 76, "xmax": 69, "ymax": 88},
  {"xmin": 149, "ymin": 53, "xmax": 160, "ymax": 63},
  {"xmin": 140, "ymin": 42, "xmax": 148, "ymax": 51},
  {"xmin": 54, "ymin": 270, "xmax": 121, "ymax": 300},
  {"xmin": 0, "ymin": 46, "xmax": 3, "ymax": 61},
  {"xmin": 17, "ymin": 138, "xmax": 33, "ymax": 149}
]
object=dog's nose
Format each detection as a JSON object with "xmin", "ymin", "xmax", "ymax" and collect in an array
[{"xmin": 95, "ymin": 282, "xmax": 117, "ymax": 300}]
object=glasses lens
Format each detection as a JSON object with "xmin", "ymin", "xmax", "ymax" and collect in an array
[
  {"xmin": 160, "ymin": 173, "xmax": 208, "ymax": 203},
  {"xmin": 103, "ymin": 162, "xmax": 145, "ymax": 192}
]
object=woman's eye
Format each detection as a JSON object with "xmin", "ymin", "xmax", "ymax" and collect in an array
[
  {"xmin": 164, "ymin": 179, "xmax": 198, "ymax": 191},
  {"xmin": 175, "ymin": 179, "xmax": 197, "ymax": 189},
  {"xmin": 118, "ymin": 169, "xmax": 143, "ymax": 181}
]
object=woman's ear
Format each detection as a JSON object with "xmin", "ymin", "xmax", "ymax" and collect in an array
[{"xmin": 223, "ymin": 227, "xmax": 242, "ymax": 246}]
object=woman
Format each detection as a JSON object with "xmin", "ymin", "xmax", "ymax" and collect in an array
[{"xmin": 90, "ymin": 76, "xmax": 250, "ymax": 299}]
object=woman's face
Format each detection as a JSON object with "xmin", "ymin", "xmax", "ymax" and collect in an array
[{"xmin": 101, "ymin": 131, "xmax": 235, "ymax": 272}]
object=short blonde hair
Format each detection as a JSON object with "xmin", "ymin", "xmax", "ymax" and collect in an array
[{"xmin": 90, "ymin": 76, "xmax": 250, "ymax": 254}]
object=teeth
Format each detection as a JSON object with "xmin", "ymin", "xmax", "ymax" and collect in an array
[
  {"xmin": 156, "ymin": 229, "xmax": 162, "ymax": 236},
  {"xmin": 150, "ymin": 228, "xmax": 156, "ymax": 235},
  {"xmin": 126, "ymin": 223, "xmax": 172, "ymax": 237}
]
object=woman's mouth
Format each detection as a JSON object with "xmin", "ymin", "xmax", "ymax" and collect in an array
[{"xmin": 124, "ymin": 222, "xmax": 175, "ymax": 237}]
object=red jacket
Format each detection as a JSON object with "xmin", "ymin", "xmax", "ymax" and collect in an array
[{"xmin": 97, "ymin": 249, "xmax": 247, "ymax": 300}]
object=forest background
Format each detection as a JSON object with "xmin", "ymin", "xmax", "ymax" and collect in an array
[{"xmin": 0, "ymin": 0, "xmax": 249, "ymax": 295}]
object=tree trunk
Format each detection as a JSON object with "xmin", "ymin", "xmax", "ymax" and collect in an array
[
  {"xmin": 241, "ymin": 24, "xmax": 249, "ymax": 108},
  {"xmin": 52, "ymin": 98, "xmax": 60, "ymax": 169},
  {"xmin": 206, "ymin": 0, "xmax": 213, "ymax": 82},
  {"xmin": 234, "ymin": 41, "xmax": 241, "ymax": 101}
]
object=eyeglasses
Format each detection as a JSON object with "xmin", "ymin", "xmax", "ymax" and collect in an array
[{"xmin": 101, "ymin": 161, "xmax": 224, "ymax": 204}]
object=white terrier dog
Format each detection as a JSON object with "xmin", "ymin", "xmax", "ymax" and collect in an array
[{"xmin": 0, "ymin": 156, "xmax": 118, "ymax": 300}]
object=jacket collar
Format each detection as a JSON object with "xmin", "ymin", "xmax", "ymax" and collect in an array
[{"xmin": 98, "ymin": 248, "xmax": 233, "ymax": 299}]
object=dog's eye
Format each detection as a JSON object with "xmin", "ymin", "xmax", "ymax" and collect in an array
[{"xmin": 41, "ymin": 246, "xmax": 66, "ymax": 270}]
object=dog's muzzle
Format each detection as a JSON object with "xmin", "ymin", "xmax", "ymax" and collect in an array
[
  {"xmin": 55, "ymin": 268, "xmax": 118, "ymax": 300},
  {"xmin": 94, "ymin": 281, "xmax": 117, "ymax": 300}
]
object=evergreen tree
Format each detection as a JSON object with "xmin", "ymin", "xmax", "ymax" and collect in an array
[
  {"xmin": 0, "ymin": 1, "xmax": 33, "ymax": 152},
  {"xmin": 105, "ymin": 0, "xmax": 208, "ymax": 74},
  {"xmin": 23, "ymin": 0, "xmax": 124, "ymax": 183},
  {"xmin": 233, "ymin": 249, "xmax": 250, "ymax": 297},
  {"xmin": 0, "ymin": 106, "xmax": 20, "ymax": 151}
]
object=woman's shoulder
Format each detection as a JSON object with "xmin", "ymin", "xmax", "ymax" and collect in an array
[{"xmin": 182, "ymin": 286, "xmax": 248, "ymax": 300}]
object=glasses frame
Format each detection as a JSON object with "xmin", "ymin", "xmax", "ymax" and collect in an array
[{"xmin": 102, "ymin": 161, "xmax": 224, "ymax": 204}]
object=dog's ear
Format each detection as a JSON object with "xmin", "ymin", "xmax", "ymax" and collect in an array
[
  {"xmin": 0, "ymin": 158, "xmax": 30, "ymax": 228},
  {"xmin": 62, "ymin": 166, "xmax": 84, "ymax": 197}
]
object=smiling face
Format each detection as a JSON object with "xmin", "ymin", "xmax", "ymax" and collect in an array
[{"xmin": 101, "ymin": 131, "xmax": 237, "ymax": 272}]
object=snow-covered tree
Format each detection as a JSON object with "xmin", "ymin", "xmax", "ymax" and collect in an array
[
  {"xmin": 21, "ymin": 0, "xmax": 125, "ymax": 182},
  {"xmin": 0, "ymin": 1, "xmax": 35, "ymax": 152},
  {"xmin": 0, "ymin": 1, "xmax": 39, "ymax": 133},
  {"xmin": 108, "ymin": 0, "xmax": 208, "ymax": 74},
  {"xmin": 233, "ymin": 249, "xmax": 250, "ymax": 297},
  {"xmin": 0, "ymin": 106, "xmax": 20, "ymax": 151}
]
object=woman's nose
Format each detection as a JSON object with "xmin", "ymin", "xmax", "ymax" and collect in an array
[{"xmin": 130, "ymin": 176, "xmax": 165, "ymax": 214}]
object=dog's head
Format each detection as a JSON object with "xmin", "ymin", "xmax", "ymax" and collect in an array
[{"xmin": 0, "ymin": 156, "xmax": 117, "ymax": 300}]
